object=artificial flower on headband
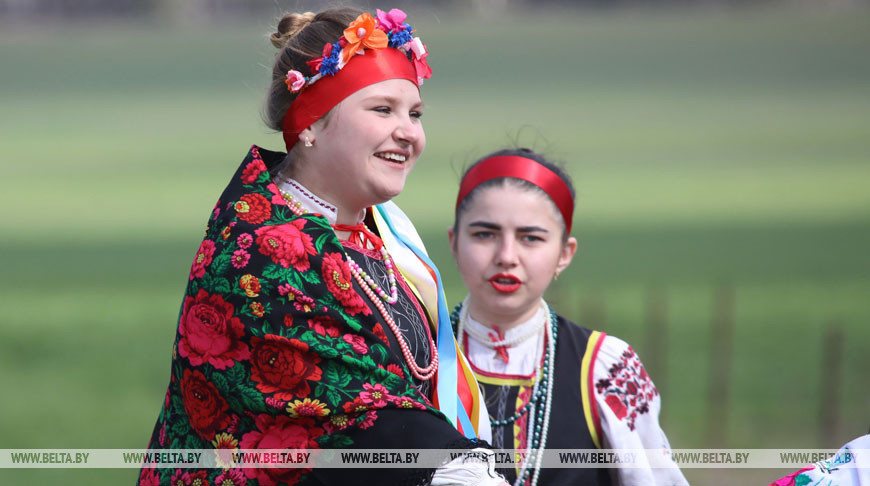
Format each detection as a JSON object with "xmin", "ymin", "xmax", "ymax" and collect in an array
[
  {"xmin": 285, "ymin": 70, "xmax": 306, "ymax": 92},
  {"xmin": 285, "ymin": 8, "xmax": 431, "ymax": 94},
  {"xmin": 342, "ymin": 13, "xmax": 388, "ymax": 63}
]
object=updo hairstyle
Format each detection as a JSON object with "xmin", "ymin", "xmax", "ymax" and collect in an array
[
  {"xmin": 454, "ymin": 148, "xmax": 576, "ymax": 241},
  {"xmin": 264, "ymin": 7, "xmax": 363, "ymax": 132}
]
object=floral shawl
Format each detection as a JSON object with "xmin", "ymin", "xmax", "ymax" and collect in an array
[{"xmin": 140, "ymin": 146, "xmax": 483, "ymax": 486}]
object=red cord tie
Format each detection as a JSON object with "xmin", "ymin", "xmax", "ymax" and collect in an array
[
  {"xmin": 488, "ymin": 328, "xmax": 510, "ymax": 363},
  {"xmin": 332, "ymin": 223, "xmax": 384, "ymax": 251}
]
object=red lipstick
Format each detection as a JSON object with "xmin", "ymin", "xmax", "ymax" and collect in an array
[{"xmin": 489, "ymin": 273, "xmax": 521, "ymax": 293}]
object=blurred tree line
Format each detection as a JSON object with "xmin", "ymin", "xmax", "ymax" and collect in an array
[{"xmin": 3, "ymin": 0, "xmax": 859, "ymax": 23}]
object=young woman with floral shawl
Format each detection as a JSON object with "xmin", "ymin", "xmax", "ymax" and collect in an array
[{"xmin": 139, "ymin": 8, "xmax": 501, "ymax": 486}]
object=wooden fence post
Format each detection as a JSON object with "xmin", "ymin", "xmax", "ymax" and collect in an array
[
  {"xmin": 819, "ymin": 321, "xmax": 843, "ymax": 447},
  {"xmin": 579, "ymin": 292, "xmax": 606, "ymax": 332},
  {"xmin": 707, "ymin": 284, "xmax": 735, "ymax": 447},
  {"xmin": 644, "ymin": 285, "xmax": 668, "ymax": 397}
]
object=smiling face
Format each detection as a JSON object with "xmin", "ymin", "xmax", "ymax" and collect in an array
[
  {"xmin": 449, "ymin": 183, "xmax": 577, "ymax": 330},
  {"xmin": 295, "ymin": 78, "xmax": 425, "ymax": 222}
]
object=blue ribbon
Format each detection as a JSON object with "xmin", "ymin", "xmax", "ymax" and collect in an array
[{"xmin": 375, "ymin": 205, "xmax": 477, "ymax": 439}]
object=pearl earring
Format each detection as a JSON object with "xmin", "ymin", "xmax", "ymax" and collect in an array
[{"xmin": 304, "ymin": 138, "xmax": 313, "ymax": 147}]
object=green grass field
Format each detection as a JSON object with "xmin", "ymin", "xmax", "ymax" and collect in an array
[{"xmin": 2, "ymin": 5, "xmax": 869, "ymax": 484}]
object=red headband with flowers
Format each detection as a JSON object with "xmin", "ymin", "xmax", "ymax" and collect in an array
[
  {"xmin": 456, "ymin": 155, "xmax": 574, "ymax": 233},
  {"xmin": 281, "ymin": 9, "xmax": 432, "ymax": 152}
]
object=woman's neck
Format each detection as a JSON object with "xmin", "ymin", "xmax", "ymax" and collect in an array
[
  {"xmin": 278, "ymin": 167, "xmax": 366, "ymax": 226},
  {"xmin": 465, "ymin": 297, "xmax": 542, "ymax": 332}
]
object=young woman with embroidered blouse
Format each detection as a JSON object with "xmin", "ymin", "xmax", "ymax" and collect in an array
[
  {"xmin": 448, "ymin": 148, "xmax": 688, "ymax": 486},
  {"xmin": 139, "ymin": 8, "xmax": 506, "ymax": 486}
]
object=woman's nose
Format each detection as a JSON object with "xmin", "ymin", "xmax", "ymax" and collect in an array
[
  {"xmin": 393, "ymin": 115, "xmax": 420, "ymax": 145},
  {"xmin": 494, "ymin": 238, "xmax": 519, "ymax": 268}
]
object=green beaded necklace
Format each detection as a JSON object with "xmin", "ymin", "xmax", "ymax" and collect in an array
[{"xmin": 452, "ymin": 300, "xmax": 559, "ymax": 486}]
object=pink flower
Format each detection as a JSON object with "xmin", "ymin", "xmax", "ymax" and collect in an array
[
  {"xmin": 285, "ymin": 70, "xmax": 306, "ymax": 92},
  {"xmin": 189, "ymin": 239, "xmax": 216, "ymax": 280},
  {"xmin": 356, "ymin": 410, "xmax": 377, "ymax": 429},
  {"xmin": 278, "ymin": 284, "xmax": 315, "ymax": 312},
  {"xmin": 265, "ymin": 396, "xmax": 286, "ymax": 409},
  {"xmin": 406, "ymin": 37, "xmax": 432, "ymax": 82},
  {"xmin": 170, "ymin": 469, "xmax": 209, "ymax": 486},
  {"xmin": 391, "ymin": 395, "xmax": 426, "ymax": 410},
  {"xmin": 231, "ymin": 249, "xmax": 250, "ymax": 269},
  {"xmin": 215, "ymin": 468, "xmax": 248, "ymax": 486},
  {"xmin": 267, "ymin": 183, "xmax": 288, "ymax": 206},
  {"xmin": 342, "ymin": 333, "xmax": 368, "ymax": 354},
  {"xmin": 237, "ymin": 233, "xmax": 253, "ymax": 249},
  {"xmin": 408, "ymin": 37, "xmax": 426, "ymax": 58},
  {"xmin": 376, "ymin": 8, "xmax": 407, "ymax": 31},
  {"xmin": 770, "ymin": 466, "xmax": 815, "ymax": 486},
  {"xmin": 359, "ymin": 382, "xmax": 391, "ymax": 407}
]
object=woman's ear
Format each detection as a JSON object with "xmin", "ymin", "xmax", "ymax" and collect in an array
[
  {"xmin": 555, "ymin": 236, "xmax": 578, "ymax": 277},
  {"xmin": 298, "ymin": 127, "xmax": 316, "ymax": 147},
  {"xmin": 447, "ymin": 226, "xmax": 457, "ymax": 259}
]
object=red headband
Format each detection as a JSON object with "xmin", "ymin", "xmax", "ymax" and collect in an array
[
  {"xmin": 456, "ymin": 155, "xmax": 574, "ymax": 233},
  {"xmin": 281, "ymin": 48, "xmax": 419, "ymax": 152}
]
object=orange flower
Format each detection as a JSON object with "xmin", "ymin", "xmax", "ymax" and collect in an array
[
  {"xmin": 342, "ymin": 13, "xmax": 388, "ymax": 63},
  {"xmin": 211, "ymin": 432, "xmax": 239, "ymax": 449},
  {"xmin": 286, "ymin": 398, "xmax": 330, "ymax": 418},
  {"xmin": 239, "ymin": 274, "xmax": 261, "ymax": 297},
  {"xmin": 250, "ymin": 302, "xmax": 265, "ymax": 317}
]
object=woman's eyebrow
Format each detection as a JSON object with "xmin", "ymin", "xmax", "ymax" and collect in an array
[
  {"xmin": 468, "ymin": 221, "xmax": 500, "ymax": 230},
  {"xmin": 362, "ymin": 95, "xmax": 424, "ymax": 109},
  {"xmin": 518, "ymin": 226, "xmax": 549, "ymax": 233}
]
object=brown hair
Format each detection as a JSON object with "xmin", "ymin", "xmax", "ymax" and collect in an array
[{"xmin": 263, "ymin": 7, "xmax": 363, "ymax": 132}]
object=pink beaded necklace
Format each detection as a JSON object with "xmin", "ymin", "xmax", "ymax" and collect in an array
[{"xmin": 277, "ymin": 187, "xmax": 439, "ymax": 381}]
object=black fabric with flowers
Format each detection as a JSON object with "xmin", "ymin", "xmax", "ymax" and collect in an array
[
  {"xmin": 342, "ymin": 243, "xmax": 433, "ymax": 397},
  {"xmin": 138, "ymin": 146, "xmax": 473, "ymax": 486}
]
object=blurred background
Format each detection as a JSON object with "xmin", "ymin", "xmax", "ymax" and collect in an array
[{"xmin": 1, "ymin": 0, "xmax": 868, "ymax": 484}]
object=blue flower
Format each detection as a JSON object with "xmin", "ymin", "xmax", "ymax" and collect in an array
[
  {"xmin": 319, "ymin": 42, "xmax": 342, "ymax": 76},
  {"xmin": 388, "ymin": 25, "xmax": 413, "ymax": 49}
]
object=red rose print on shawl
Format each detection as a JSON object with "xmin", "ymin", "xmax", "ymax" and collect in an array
[
  {"xmin": 307, "ymin": 316, "xmax": 342, "ymax": 337},
  {"xmin": 180, "ymin": 369, "xmax": 231, "ymax": 440},
  {"xmin": 178, "ymin": 289, "xmax": 250, "ymax": 369},
  {"xmin": 137, "ymin": 469, "xmax": 160, "ymax": 486},
  {"xmin": 595, "ymin": 346, "xmax": 658, "ymax": 431},
  {"xmin": 240, "ymin": 414, "xmax": 323, "ymax": 486},
  {"xmin": 342, "ymin": 333, "xmax": 368, "ymax": 354},
  {"xmin": 372, "ymin": 323, "xmax": 389, "ymax": 345},
  {"xmin": 322, "ymin": 252, "xmax": 371, "ymax": 316},
  {"xmin": 189, "ymin": 239, "xmax": 216, "ymax": 280},
  {"xmin": 250, "ymin": 334, "xmax": 322, "ymax": 401},
  {"xmin": 241, "ymin": 158, "xmax": 267, "ymax": 184},
  {"xmin": 255, "ymin": 220, "xmax": 316, "ymax": 271},
  {"xmin": 235, "ymin": 193, "xmax": 272, "ymax": 224}
]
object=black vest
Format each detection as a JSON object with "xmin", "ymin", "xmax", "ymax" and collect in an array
[{"xmin": 475, "ymin": 316, "xmax": 613, "ymax": 485}]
